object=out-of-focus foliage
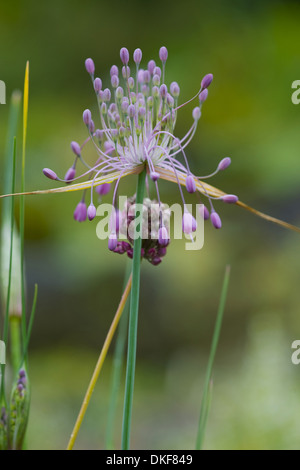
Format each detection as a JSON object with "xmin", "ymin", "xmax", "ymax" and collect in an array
[{"xmin": 0, "ymin": 0, "xmax": 300, "ymax": 449}]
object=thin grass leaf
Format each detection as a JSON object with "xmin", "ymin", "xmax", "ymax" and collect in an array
[
  {"xmin": 20, "ymin": 62, "xmax": 29, "ymax": 356},
  {"xmin": 0, "ymin": 137, "xmax": 17, "ymax": 402},
  {"xmin": 196, "ymin": 265, "xmax": 231, "ymax": 450},
  {"xmin": 106, "ymin": 263, "xmax": 131, "ymax": 450},
  {"xmin": 20, "ymin": 284, "xmax": 38, "ymax": 368}
]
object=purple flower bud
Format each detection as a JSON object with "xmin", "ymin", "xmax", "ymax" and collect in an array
[
  {"xmin": 95, "ymin": 129, "xmax": 104, "ymax": 141},
  {"xmin": 104, "ymin": 141, "xmax": 114, "ymax": 153},
  {"xmin": 43, "ymin": 168, "xmax": 58, "ymax": 180},
  {"xmin": 116, "ymin": 86, "xmax": 124, "ymax": 99},
  {"xmin": 128, "ymin": 77, "xmax": 134, "ymax": 89},
  {"xmin": 170, "ymin": 81, "xmax": 180, "ymax": 97},
  {"xmin": 210, "ymin": 211, "xmax": 222, "ymax": 229},
  {"xmin": 222, "ymin": 194, "xmax": 239, "ymax": 204},
  {"xmin": 94, "ymin": 77, "xmax": 102, "ymax": 94},
  {"xmin": 159, "ymin": 46, "xmax": 168, "ymax": 62},
  {"xmin": 133, "ymin": 48, "xmax": 142, "ymax": 64},
  {"xmin": 138, "ymin": 107, "xmax": 146, "ymax": 119},
  {"xmin": 147, "ymin": 60, "xmax": 156, "ymax": 74},
  {"xmin": 111, "ymin": 75, "xmax": 119, "ymax": 88},
  {"xmin": 17, "ymin": 384, "xmax": 24, "ymax": 393},
  {"xmin": 153, "ymin": 66, "xmax": 161, "ymax": 77},
  {"xmin": 96, "ymin": 183, "xmax": 111, "ymax": 196},
  {"xmin": 150, "ymin": 171, "xmax": 160, "ymax": 182},
  {"xmin": 201, "ymin": 73, "xmax": 213, "ymax": 90},
  {"xmin": 85, "ymin": 58, "xmax": 95, "ymax": 75},
  {"xmin": 143, "ymin": 70, "xmax": 151, "ymax": 83},
  {"xmin": 108, "ymin": 232, "xmax": 118, "ymax": 251},
  {"xmin": 152, "ymin": 86, "xmax": 159, "ymax": 98},
  {"xmin": 218, "ymin": 157, "xmax": 231, "ymax": 171},
  {"xmin": 182, "ymin": 212, "xmax": 197, "ymax": 234},
  {"xmin": 137, "ymin": 69, "xmax": 144, "ymax": 83},
  {"xmin": 71, "ymin": 141, "xmax": 81, "ymax": 156},
  {"xmin": 192, "ymin": 107, "xmax": 201, "ymax": 121},
  {"xmin": 122, "ymin": 65, "xmax": 130, "ymax": 79},
  {"xmin": 110, "ymin": 65, "xmax": 119, "ymax": 77},
  {"xmin": 167, "ymin": 94, "xmax": 174, "ymax": 107},
  {"xmin": 152, "ymin": 257, "xmax": 162, "ymax": 266},
  {"xmin": 186, "ymin": 175, "xmax": 196, "ymax": 193},
  {"xmin": 64, "ymin": 167, "xmax": 76, "ymax": 182},
  {"xmin": 128, "ymin": 104, "xmax": 136, "ymax": 118},
  {"xmin": 153, "ymin": 74, "xmax": 160, "ymax": 86},
  {"xmin": 202, "ymin": 205, "xmax": 210, "ymax": 220},
  {"xmin": 199, "ymin": 88, "xmax": 208, "ymax": 103},
  {"xmin": 158, "ymin": 226, "xmax": 169, "ymax": 247},
  {"xmin": 103, "ymin": 88, "xmax": 111, "ymax": 101},
  {"xmin": 88, "ymin": 204, "xmax": 97, "ymax": 221},
  {"xmin": 120, "ymin": 47, "xmax": 129, "ymax": 64},
  {"xmin": 74, "ymin": 202, "xmax": 87, "ymax": 222},
  {"xmin": 160, "ymin": 84, "xmax": 168, "ymax": 98},
  {"xmin": 83, "ymin": 109, "xmax": 92, "ymax": 126},
  {"xmin": 89, "ymin": 119, "xmax": 95, "ymax": 133},
  {"xmin": 19, "ymin": 369, "xmax": 26, "ymax": 378}
]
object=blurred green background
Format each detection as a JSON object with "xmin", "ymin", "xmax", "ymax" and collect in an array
[{"xmin": 1, "ymin": 0, "xmax": 300, "ymax": 450}]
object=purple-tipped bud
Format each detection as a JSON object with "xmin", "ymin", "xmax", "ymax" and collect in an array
[
  {"xmin": 88, "ymin": 204, "xmax": 97, "ymax": 221},
  {"xmin": 182, "ymin": 212, "xmax": 197, "ymax": 234},
  {"xmin": 153, "ymin": 66, "xmax": 161, "ymax": 77},
  {"xmin": 160, "ymin": 84, "xmax": 168, "ymax": 98},
  {"xmin": 170, "ymin": 81, "xmax": 180, "ymax": 97},
  {"xmin": 143, "ymin": 70, "xmax": 151, "ymax": 83},
  {"xmin": 186, "ymin": 175, "xmax": 196, "ymax": 193},
  {"xmin": 202, "ymin": 205, "xmax": 210, "ymax": 220},
  {"xmin": 108, "ymin": 232, "xmax": 118, "ymax": 251},
  {"xmin": 17, "ymin": 384, "xmax": 24, "ymax": 393},
  {"xmin": 150, "ymin": 171, "xmax": 160, "ymax": 182},
  {"xmin": 120, "ymin": 47, "xmax": 129, "ymax": 64},
  {"xmin": 128, "ymin": 104, "xmax": 136, "ymax": 118},
  {"xmin": 157, "ymin": 246, "xmax": 167, "ymax": 257},
  {"xmin": 192, "ymin": 107, "xmax": 201, "ymax": 121},
  {"xmin": 89, "ymin": 119, "xmax": 95, "ymax": 133},
  {"xmin": 122, "ymin": 65, "xmax": 130, "ymax": 79},
  {"xmin": 138, "ymin": 107, "xmax": 146, "ymax": 119},
  {"xmin": 103, "ymin": 88, "xmax": 111, "ymax": 101},
  {"xmin": 64, "ymin": 167, "xmax": 76, "ymax": 182},
  {"xmin": 201, "ymin": 73, "xmax": 213, "ymax": 90},
  {"xmin": 19, "ymin": 369, "xmax": 26, "ymax": 378},
  {"xmin": 152, "ymin": 257, "xmax": 162, "ymax": 266},
  {"xmin": 210, "ymin": 211, "xmax": 222, "ymax": 229},
  {"xmin": 83, "ymin": 109, "xmax": 92, "ymax": 126},
  {"xmin": 71, "ymin": 141, "xmax": 81, "ymax": 156},
  {"xmin": 116, "ymin": 86, "xmax": 124, "ymax": 100},
  {"xmin": 222, "ymin": 194, "xmax": 239, "ymax": 204},
  {"xmin": 167, "ymin": 94, "xmax": 174, "ymax": 107},
  {"xmin": 111, "ymin": 75, "xmax": 119, "ymax": 88},
  {"xmin": 153, "ymin": 74, "xmax": 160, "ymax": 86},
  {"xmin": 128, "ymin": 77, "xmax": 134, "ymax": 89},
  {"xmin": 158, "ymin": 226, "xmax": 169, "ymax": 247},
  {"xmin": 96, "ymin": 183, "xmax": 111, "ymax": 196},
  {"xmin": 137, "ymin": 69, "xmax": 144, "ymax": 83},
  {"xmin": 43, "ymin": 168, "xmax": 58, "ymax": 180},
  {"xmin": 148, "ymin": 60, "xmax": 156, "ymax": 74},
  {"xmin": 159, "ymin": 46, "xmax": 168, "ymax": 62},
  {"xmin": 199, "ymin": 88, "xmax": 208, "ymax": 103},
  {"xmin": 110, "ymin": 65, "xmax": 119, "ymax": 77},
  {"xmin": 152, "ymin": 86, "xmax": 159, "ymax": 98},
  {"xmin": 85, "ymin": 58, "xmax": 95, "ymax": 75},
  {"xmin": 94, "ymin": 77, "xmax": 102, "ymax": 93},
  {"xmin": 133, "ymin": 48, "xmax": 142, "ymax": 64},
  {"xmin": 74, "ymin": 202, "xmax": 87, "ymax": 222},
  {"xmin": 218, "ymin": 157, "xmax": 231, "ymax": 171}
]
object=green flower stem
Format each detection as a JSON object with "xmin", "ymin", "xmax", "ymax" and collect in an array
[
  {"xmin": 106, "ymin": 262, "xmax": 131, "ymax": 450},
  {"xmin": 121, "ymin": 169, "xmax": 146, "ymax": 450},
  {"xmin": 196, "ymin": 265, "xmax": 231, "ymax": 450},
  {"xmin": 10, "ymin": 317, "xmax": 22, "ymax": 375}
]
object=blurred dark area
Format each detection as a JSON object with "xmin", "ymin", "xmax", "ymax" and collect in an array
[{"xmin": 0, "ymin": 0, "xmax": 300, "ymax": 450}]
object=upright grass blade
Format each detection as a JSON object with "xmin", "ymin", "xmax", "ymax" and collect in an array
[
  {"xmin": 0, "ymin": 138, "xmax": 17, "ymax": 403},
  {"xmin": 20, "ymin": 62, "xmax": 29, "ymax": 357},
  {"xmin": 121, "ymin": 171, "xmax": 146, "ymax": 450},
  {"xmin": 106, "ymin": 262, "xmax": 131, "ymax": 450},
  {"xmin": 196, "ymin": 265, "xmax": 231, "ymax": 450}
]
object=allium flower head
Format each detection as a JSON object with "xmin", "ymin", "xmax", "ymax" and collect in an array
[{"xmin": 42, "ymin": 46, "xmax": 239, "ymax": 250}]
